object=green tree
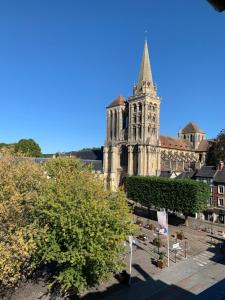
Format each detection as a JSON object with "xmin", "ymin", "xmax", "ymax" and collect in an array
[
  {"xmin": 126, "ymin": 176, "xmax": 210, "ymax": 226},
  {"xmin": 33, "ymin": 157, "xmax": 132, "ymax": 294},
  {"xmin": 206, "ymin": 130, "xmax": 225, "ymax": 166},
  {"xmin": 0, "ymin": 151, "xmax": 47, "ymax": 287},
  {"xmin": 15, "ymin": 139, "xmax": 42, "ymax": 157}
]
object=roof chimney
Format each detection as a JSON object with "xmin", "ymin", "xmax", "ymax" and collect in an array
[{"xmin": 217, "ymin": 161, "xmax": 224, "ymax": 170}]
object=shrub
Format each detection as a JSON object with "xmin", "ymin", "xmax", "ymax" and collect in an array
[{"xmin": 126, "ymin": 176, "xmax": 210, "ymax": 225}]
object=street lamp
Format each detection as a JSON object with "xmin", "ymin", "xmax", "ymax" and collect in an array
[{"xmin": 210, "ymin": 215, "xmax": 213, "ymax": 245}]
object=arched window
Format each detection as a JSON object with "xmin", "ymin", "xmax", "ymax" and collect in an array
[
  {"xmin": 114, "ymin": 110, "xmax": 117, "ymax": 138},
  {"xmin": 139, "ymin": 126, "xmax": 141, "ymax": 139}
]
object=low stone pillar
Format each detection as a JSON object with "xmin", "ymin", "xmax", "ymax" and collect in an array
[{"xmin": 128, "ymin": 145, "xmax": 134, "ymax": 176}]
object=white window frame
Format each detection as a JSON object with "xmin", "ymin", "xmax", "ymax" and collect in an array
[
  {"xmin": 209, "ymin": 197, "xmax": 213, "ymax": 206},
  {"xmin": 218, "ymin": 197, "xmax": 224, "ymax": 207},
  {"xmin": 218, "ymin": 185, "xmax": 224, "ymax": 194},
  {"xmin": 210, "ymin": 186, "xmax": 214, "ymax": 194}
]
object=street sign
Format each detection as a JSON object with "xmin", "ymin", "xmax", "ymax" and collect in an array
[{"xmin": 172, "ymin": 243, "xmax": 181, "ymax": 250}]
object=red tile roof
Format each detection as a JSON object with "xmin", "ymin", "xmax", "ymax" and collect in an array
[
  {"xmin": 181, "ymin": 122, "xmax": 204, "ymax": 134},
  {"xmin": 160, "ymin": 136, "xmax": 192, "ymax": 151},
  {"xmin": 107, "ymin": 95, "xmax": 126, "ymax": 108}
]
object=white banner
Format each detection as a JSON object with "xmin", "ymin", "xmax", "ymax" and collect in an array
[{"xmin": 157, "ymin": 211, "xmax": 168, "ymax": 236}]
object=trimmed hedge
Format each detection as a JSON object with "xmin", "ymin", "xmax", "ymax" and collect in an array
[{"xmin": 126, "ymin": 176, "xmax": 210, "ymax": 216}]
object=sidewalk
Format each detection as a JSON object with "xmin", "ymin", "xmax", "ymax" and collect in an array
[{"xmin": 101, "ymin": 246, "xmax": 225, "ymax": 300}]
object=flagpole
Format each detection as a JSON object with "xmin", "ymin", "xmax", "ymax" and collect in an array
[
  {"xmin": 167, "ymin": 212, "xmax": 170, "ymax": 267},
  {"xmin": 128, "ymin": 236, "xmax": 133, "ymax": 286}
]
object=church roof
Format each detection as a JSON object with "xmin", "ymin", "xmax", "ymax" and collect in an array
[
  {"xmin": 160, "ymin": 136, "xmax": 192, "ymax": 151},
  {"xmin": 137, "ymin": 39, "xmax": 153, "ymax": 89},
  {"xmin": 181, "ymin": 122, "xmax": 204, "ymax": 134},
  {"xmin": 107, "ymin": 95, "xmax": 126, "ymax": 108},
  {"xmin": 196, "ymin": 139, "xmax": 210, "ymax": 152}
]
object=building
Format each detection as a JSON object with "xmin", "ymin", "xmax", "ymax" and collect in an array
[
  {"xmin": 179, "ymin": 162, "xmax": 225, "ymax": 224},
  {"xmin": 103, "ymin": 40, "xmax": 211, "ymax": 190},
  {"xmin": 64, "ymin": 149, "xmax": 103, "ymax": 172}
]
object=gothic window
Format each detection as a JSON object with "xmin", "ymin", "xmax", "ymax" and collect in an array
[
  {"xmin": 114, "ymin": 111, "xmax": 117, "ymax": 138},
  {"xmin": 133, "ymin": 127, "xmax": 136, "ymax": 140},
  {"xmin": 110, "ymin": 111, "xmax": 113, "ymax": 139},
  {"xmin": 152, "ymin": 115, "xmax": 156, "ymax": 122},
  {"xmin": 125, "ymin": 115, "xmax": 128, "ymax": 129},
  {"xmin": 133, "ymin": 104, "xmax": 137, "ymax": 112},
  {"xmin": 190, "ymin": 135, "xmax": 193, "ymax": 142},
  {"xmin": 138, "ymin": 126, "xmax": 141, "ymax": 139},
  {"xmin": 139, "ymin": 103, "xmax": 142, "ymax": 112}
]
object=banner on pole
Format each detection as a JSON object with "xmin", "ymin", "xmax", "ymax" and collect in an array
[{"xmin": 157, "ymin": 211, "xmax": 168, "ymax": 236}]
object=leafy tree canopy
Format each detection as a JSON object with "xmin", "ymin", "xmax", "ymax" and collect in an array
[
  {"xmin": 0, "ymin": 151, "xmax": 47, "ymax": 287},
  {"xmin": 32, "ymin": 157, "xmax": 133, "ymax": 294},
  {"xmin": 15, "ymin": 139, "xmax": 42, "ymax": 157},
  {"xmin": 206, "ymin": 130, "xmax": 225, "ymax": 166}
]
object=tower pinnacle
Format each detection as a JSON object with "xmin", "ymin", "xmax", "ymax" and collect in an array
[{"xmin": 136, "ymin": 39, "xmax": 153, "ymax": 93}]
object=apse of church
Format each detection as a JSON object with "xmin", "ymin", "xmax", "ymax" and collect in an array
[{"xmin": 103, "ymin": 40, "xmax": 208, "ymax": 190}]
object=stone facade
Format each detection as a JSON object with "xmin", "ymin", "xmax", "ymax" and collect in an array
[{"xmin": 103, "ymin": 40, "xmax": 209, "ymax": 190}]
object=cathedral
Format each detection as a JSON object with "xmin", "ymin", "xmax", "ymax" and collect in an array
[{"xmin": 103, "ymin": 40, "xmax": 210, "ymax": 190}]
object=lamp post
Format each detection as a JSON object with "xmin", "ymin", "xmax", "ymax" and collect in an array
[{"xmin": 210, "ymin": 215, "xmax": 213, "ymax": 245}]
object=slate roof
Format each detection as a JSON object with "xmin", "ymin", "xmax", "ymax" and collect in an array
[
  {"xmin": 195, "ymin": 166, "xmax": 217, "ymax": 178},
  {"xmin": 81, "ymin": 159, "xmax": 103, "ymax": 172},
  {"xmin": 159, "ymin": 171, "xmax": 173, "ymax": 178},
  {"xmin": 176, "ymin": 171, "xmax": 195, "ymax": 179},
  {"xmin": 214, "ymin": 166, "xmax": 225, "ymax": 183},
  {"xmin": 160, "ymin": 136, "xmax": 193, "ymax": 151},
  {"xmin": 197, "ymin": 140, "xmax": 210, "ymax": 152},
  {"xmin": 107, "ymin": 95, "xmax": 126, "ymax": 108},
  {"xmin": 67, "ymin": 149, "xmax": 103, "ymax": 160},
  {"xmin": 181, "ymin": 122, "xmax": 204, "ymax": 134}
]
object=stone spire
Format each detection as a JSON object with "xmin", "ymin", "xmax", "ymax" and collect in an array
[{"xmin": 136, "ymin": 39, "xmax": 153, "ymax": 93}]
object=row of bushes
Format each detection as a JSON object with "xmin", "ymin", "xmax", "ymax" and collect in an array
[{"xmin": 126, "ymin": 176, "xmax": 210, "ymax": 221}]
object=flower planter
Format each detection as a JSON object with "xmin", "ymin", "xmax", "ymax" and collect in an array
[
  {"xmin": 146, "ymin": 224, "xmax": 154, "ymax": 230},
  {"xmin": 177, "ymin": 234, "xmax": 184, "ymax": 240},
  {"xmin": 153, "ymin": 238, "xmax": 162, "ymax": 247},
  {"xmin": 157, "ymin": 259, "xmax": 167, "ymax": 269},
  {"xmin": 176, "ymin": 232, "xmax": 184, "ymax": 240}
]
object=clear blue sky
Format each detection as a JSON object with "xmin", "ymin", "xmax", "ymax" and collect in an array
[{"xmin": 0, "ymin": 0, "xmax": 224, "ymax": 154}]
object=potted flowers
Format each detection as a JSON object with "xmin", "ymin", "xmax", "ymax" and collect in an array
[
  {"xmin": 176, "ymin": 230, "xmax": 184, "ymax": 240},
  {"xmin": 157, "ymin": 252, "xmax": 167, "ymax": 269},
  {"xmin": 153, "ymin": 237, "xmax": 162, "ymax": 247}
]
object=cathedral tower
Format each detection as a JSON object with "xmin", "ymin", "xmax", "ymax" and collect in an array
[
  {"xmin": 127, "ymin": 39, "xmax": 161, "ymax": 177},
  {"xmin": 103, "ymin": 40, "xmax": 161, "ymax": 190}
]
